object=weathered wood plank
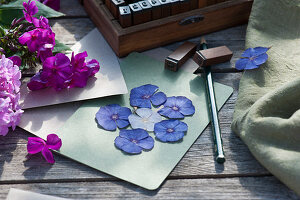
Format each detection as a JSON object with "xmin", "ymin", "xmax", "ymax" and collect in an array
[
  {"xmin": 50, "ymin": 18, "xmax": 95, "ymax": 46},
  {"xmin": 0, "ymin": 73, "xmax": 268, "ymax": 183},
  {"xmin": 0, "ymin": 177, "xmax": 298, "ymax": 199},
  {"xmin": 60, "ymin": 0, "xmax": 88, "ymax": 17}
]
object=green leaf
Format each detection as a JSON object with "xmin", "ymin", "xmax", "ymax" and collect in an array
[
  {"xmin": 0, "ymin": 24, "xmax": 5, "ymax": 36},
  {"xmin": 0, "ymin": 0, "xmax": 64, "ymax": 26},
  {"xmin": 53, "ymin": 39, "xmax": 71, "ymax": 53}
]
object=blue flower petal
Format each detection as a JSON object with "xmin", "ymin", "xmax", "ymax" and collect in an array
[
  {"xmin": 136, "ymin": 108, "xmax": 153, "ymax": 118},
  {"xmin": 117, "ymin": 107, "xmax": 132, "ymax": 120},
  {"xmin": 155, "ymin": 132, "xmax": 169, "ymax": 142},
  {"xmin": 114, "ymin": 136, "xmax": 142, "ymax": 154},
  {"xmin": 158, "ymin": 107, "xmax": 172, "ymax": 118},
  {"xmin": 107, "ymin": 104, "xmax": 122, "ymax": 114},
  {"xmin": 174, "ymin": 121, "xmax": 188, "ymax": 132},
  {"xmin": 154, "ymin": 120, "xmax": 188, "ymax": 142},
  {"xmin": 138, "ymin": 84, "xmax": 158, "ymax": 95},
  {"xmin": 235, "ymin": 58, "xmax": 249, "ymax": 70},
  {"xmin": 253, "ymin": 53, "xmax": 268, "ymax": 66},
  {"xmin": 151, "ymin": 92, "xmax": 167, "ymax": 106},
  {"xmin": 180, "ymin": 105, "xmax": 195, "ymax": 116},
  {"xmin": 245, "ymin": 60, "xmax": 259, "ymax": 70},
  {"xmin": 165, "ymin": 131, "xmax": 185, "ymax": 142},
  {"xmin": 241, "ymin": 48, "xmax": 254, "ymax": 58},
  {"xmin": 252, "ymin": 47, "xmax": 270, "ymax": 57},
  {"xmin": 137, "ymin": 136, "xmax": 154, "ymax": 150},
  {"xmin": 96, "ymin": 104, "xmax": 131, "ymax": 131},
  {"xmin": 164, "ymin": 120, "xmax": 180, "ymax": 129},
  {"xmin": 163, "ymin": 97, "xmax": 177, "ymax": 107},
  {"xmin": 120, "ymin": 129, "xmax": 149, "ymax": 141},
  {"xmin": 116, "ymin": 119, "xmax": 130, "ymax": 129},
  {"xmin": 130, "ymin": 84, "xmax": 159, "ymax": 108},
  {"xmin": 153, "ymin": 122, "xmax": 167, "ymax": 134}
]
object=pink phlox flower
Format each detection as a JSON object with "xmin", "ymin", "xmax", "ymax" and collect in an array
[
  {"xmin": 23, "ymin": 0, "xmax": 39, "ymax": 23},
  {"xmin": 40, "ymin": 53, "xmax": 72, "ymax": 91},
  {"xmin": 27, "ymin": 134, "xmax": 62, "ymax": 164},
  {"xmin": 0, "ymin": 55, "xmax": 23, "ymax": 136}
]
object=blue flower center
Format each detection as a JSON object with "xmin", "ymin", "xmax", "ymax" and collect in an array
[
  {"xmin": 167, "ymin": 128, "xmax": 174, "ymax": 133},
  {"xmin": 172, "ymin": 106, "xmax": 179, "ymax": 111},
  {"xmin": 142, "ymin": 94, "xmax": 151, "ymax": 99},
  {"xmin": 111, "ymin": 114, "xmax": 119, "ymax": 120},
  {"xmin": 131, "ymin": 139, "xmax": 138, "ymax": 144}
]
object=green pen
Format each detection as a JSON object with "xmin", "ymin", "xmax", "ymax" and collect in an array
[{"xmin": 200, "ymin": 38, "xmax": 225, "ymax": 164}]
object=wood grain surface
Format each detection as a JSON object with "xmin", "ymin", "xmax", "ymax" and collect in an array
[{"xmin": 0, "ymin": 0, "xmax": 298, "ymax": 199}]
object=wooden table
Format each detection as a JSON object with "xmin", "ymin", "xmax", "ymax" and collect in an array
[{"xmin": 0, "ymin": 1, "xmax": 299, "ymax": 199}]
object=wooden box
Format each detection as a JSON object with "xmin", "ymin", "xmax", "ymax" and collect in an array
[{"xmin": 81, "ymin": 0, "xmax": 253, "ymax": 57}]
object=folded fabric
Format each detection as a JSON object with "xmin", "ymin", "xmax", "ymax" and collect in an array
[{"xmin": 232, "ymin": 0, "xmax": 300, "ymax": 196}]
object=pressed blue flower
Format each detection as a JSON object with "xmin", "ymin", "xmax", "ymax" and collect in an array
[
  {"xmin": 235, "ymin": 47, "xmax": 270, "ymax": 70},
  {"xmin": 128, "ymin": 108, "xmax": 162, "ymax": 132},
  {"xmin": 154, "ymin": 120, "xmax": 188, "ymax": 142},
  {"xmin": 95, "ymin": 104, "xmax": 131, "ymax": 131},
  {"xmin": 114, "ymin": 129, "xmax": 154, "ymax": 154},
  {"xmin": 130, "ymin": 84, "xmax": 167, "ymax": 108},
  {"xmin": 158, "ymin": 96, "xmax": 195, "ymax": 119}
]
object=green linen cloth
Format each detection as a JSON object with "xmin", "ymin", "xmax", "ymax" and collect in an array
[
  {"xmin": 232, "ymin": 0, "xmax": 300, "ymax": 195},
  {"xmin": 231, "ymin": 0, "xmax": 300, "ymax": 195}
]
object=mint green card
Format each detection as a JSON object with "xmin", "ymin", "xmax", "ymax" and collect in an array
[{"xmin": 53, "ymin": 53, "xmax": 233, "ymax": 190}]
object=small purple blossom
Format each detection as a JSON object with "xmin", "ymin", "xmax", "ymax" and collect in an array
[
  {"xmin": 40, "ymin": 53, "xmax": 72, "ymax": 91},
  {"xmin": 158, "ymin": 96, "xmax": 195, "ymax": 119},
  {"xmin": 69, "ymin": 51, "xmax": 100, "ymax": 88},
  {"xmin": 8, "ymin": 56, "xmax": 21, "ymax": 67},
  {"xmin": 114, "ymin": 129, "xmax": 154, "ymax": 154},
  {"xmin": 33, "ymin": 16, "xmax": 50, "ymax": 29},
  {"xmin": 128, "ymin": 108, "xmax": 161, "ymax": 132},
  {"xmin": 38, "ymin": 0, "xmax": 61, "ymax": 11},
  {"xmin": 154, "ymin": 120, "xmax": 188, "ymax": 142},
  {"xmin": 19, "ymin": 28, "xmax": 55, "ymax": 53},
  {"xmin": 27, "ymin": 134, "xmax": 62, "ymax": 164},
  {"xmin": 23, "ymin": 0, "xmax": 39, "ymax": 23},
  {"xmin": 27, "ymin": 72, "xmax": 48, "ymax": 91},
  {"xmin": 130, "ymin": 84, "xmax": 167, "ymax": 108},
  {"xmin": 235, "ymin": 47, "xmax": 270, "ymax": 70},
  {"xmin": 96, "ymin": 104, "xmax": 132, "ymax": 131}
]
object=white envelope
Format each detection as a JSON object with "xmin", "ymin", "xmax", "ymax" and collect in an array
[
  {"xmin": 19, "ymin": 28, "xmax": 127, "ymax": 135},
  {"xmin": 19, "ymin": 28, "xmax": 127, "ymax": 109},
  {"xmin": 6, "ymin": 188, "xmax": 70, "ymax": 200}
]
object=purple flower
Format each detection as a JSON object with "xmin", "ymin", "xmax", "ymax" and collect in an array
[
  {"xmin": 96, "ymin": 104, "xmax": 132, "ymax": 131},
  {"xmin": 235, "ymin": 47, "xmax": 270, "ymax": 70},
  {"xmin": 128, "ymin": 108, "xmax": 161, "ymax": 132},
  {"xmin": 33, "ymin": 16, "xmax": 50, "ymax": 29},
  {"xmin": 27, "ymin": 134, "xmax": 62, "ymax": 164},
  {"xmin": 19, "ymin": 28, "xmax": 55, "ymax": 53},
  {"xmin": 38, "ymin": 0, "xmax": 60, "ymax": 11},
  {"xmin": 8, "ymin": 56, "xmax": 21, "ymax": 67},
  {"xmin": 158, "ymin": 96, "xmax": 195, "ymax": 119},
  {"xmin": 27, "ymin": 72, "xmax": 48, "ymax": 91},
  {"xmin": 40, "ymin": 53, "xmax": 72, "ymax": 91},
  {"xmin": 154, "ymin": 120, "xmax": 188, "ymax": 142},
  {"xmin": 114, "ymin": 129, "xmax": 154, "ymax": 154},
  {"xmin": 69, "ymin": 51, "xmax": 100, "ymax": 88},
  {"xmin": 130, "ymin": 84, "xmax": 167, "ymax": 108},
  {"xmin": 23, "ymin": 0, "xmax": 39, "ymax": 23}
]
